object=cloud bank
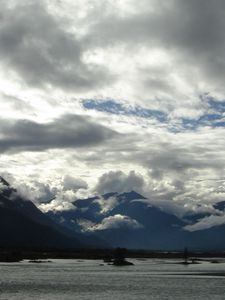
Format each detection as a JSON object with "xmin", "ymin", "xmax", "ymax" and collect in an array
[{"xmin": 0, "ymin": 114, "xmax": 117, "ymax": 153}]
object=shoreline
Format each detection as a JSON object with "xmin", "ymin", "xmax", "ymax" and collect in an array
[{"xmin": 0, "ymin": 248, "xmax": 225, "ymax": 262}]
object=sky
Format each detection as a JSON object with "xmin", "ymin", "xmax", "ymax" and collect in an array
[{"xmin": 1, "ymin": 0, "xmax": 225, "ymax": 221}]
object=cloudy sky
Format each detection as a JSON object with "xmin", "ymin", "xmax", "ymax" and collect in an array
[{"xmin": 1, "ymin": 0, "xmax": 225, "ymax": 216}]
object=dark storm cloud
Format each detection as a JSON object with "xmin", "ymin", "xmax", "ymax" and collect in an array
[
  {"xmin": 0, "ymin": 114, "xmax": 117, "ymax": 153},
  {"xmin": 89, "ymin": 0, "xmax": 225, "ymax": 86},
  {"xmin": 90, "ymin": 0, "xmax": 225, "ymax": 51},
  {"xmin": 0, "ymin": 1, "xmax": 112, "ymax": 90}
]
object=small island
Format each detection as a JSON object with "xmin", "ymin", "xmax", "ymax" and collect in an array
[{"xmin": 112, "ymin": 248, "xmax": 134, "ymax": 266}]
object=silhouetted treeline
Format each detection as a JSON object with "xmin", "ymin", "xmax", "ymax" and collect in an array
[{"xmin": 0, "ymin": 247, "xmax": 225, "ymax": 262}]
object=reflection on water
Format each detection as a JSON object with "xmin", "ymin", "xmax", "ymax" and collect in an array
[{"xmin": 0, "ymin": 259, "xmax": 225, "ymax": 300}]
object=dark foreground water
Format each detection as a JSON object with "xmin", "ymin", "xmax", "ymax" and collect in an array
[{"xmin": 0, "ymin": 258, "xmax": 225, "ymax": 299}]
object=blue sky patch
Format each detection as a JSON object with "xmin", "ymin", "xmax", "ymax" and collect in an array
[
  {"xmin": 82, "ymin": 98, "xmax": 225, "ymax": 131},
  {"xmin": 208, "ymin": 99, "xmax": 225, "ymax": 113},
  {"xmin": 181, "ymin": 98, "xmax": 225, "ymax": 130},
  {"xmin": 82, "ymin": 99, "xmax": 167, "ymax": 123}
]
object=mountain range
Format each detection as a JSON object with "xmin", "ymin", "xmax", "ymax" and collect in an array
[
  {"xmin": 47, "ymin": 191, "xmax": 225, "ymax": 251},
  {"xmin": 0, "ymin": 176, "xmax": 108, "ymax": 250},
  {"xmin": 1, "ymin": 176, "xmax": 225, "ymax": 251}
]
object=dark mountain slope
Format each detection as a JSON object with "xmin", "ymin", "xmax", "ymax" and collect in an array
[
  {"xmin": 46, "ymin": 190, "xmax": 225, "ymax": 251},
  {"xmin": 0, "ymin": 177, "xmax": 108, "ymax": 249}
]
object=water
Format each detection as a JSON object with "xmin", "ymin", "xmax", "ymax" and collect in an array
[{"xmin": 0, "ymin": 258, "xmax": 225, "ymax": 299}]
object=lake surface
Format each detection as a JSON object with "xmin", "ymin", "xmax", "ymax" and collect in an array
[{"xmin": 0, "ymin": 258, "xmax": 225, "ymax": 299}]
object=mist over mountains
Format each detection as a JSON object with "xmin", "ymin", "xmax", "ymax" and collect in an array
[
  {"xmin": 0, "ymin": 176, "xmax": 108, "ymax": 250},
  {"xmin": 1, "ymin": 176, "xmax": 225, "ymax": 251},
  {"xmin": 46, "ymin": 190, "xmax": 225, "ymax": 250}
]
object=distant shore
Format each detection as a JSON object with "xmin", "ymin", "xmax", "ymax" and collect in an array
[{"xmin": 0, "ymin": 248, "xmax": 225, "ymax": 262}]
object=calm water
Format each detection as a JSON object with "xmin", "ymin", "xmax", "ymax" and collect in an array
[{"xmin": 0, "ymin": 258, "xmax": 225, "ymax": 299}]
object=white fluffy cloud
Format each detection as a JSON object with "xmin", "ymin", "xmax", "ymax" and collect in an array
[
  {"xmin": 95, "ymin": 170, "xmax": 145, "ymax": 194},
  {"xmin": 184, "ymin": 213, "xmax": 225, "ymax": 232},
  {"xmin": 79, "ymin": 214, "xmax": 143, "ymax": 231}
]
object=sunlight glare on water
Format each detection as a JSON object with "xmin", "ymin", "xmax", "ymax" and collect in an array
[{"xmin": 0, "ymin": 259, "xmax": 225, "ymax": 300}]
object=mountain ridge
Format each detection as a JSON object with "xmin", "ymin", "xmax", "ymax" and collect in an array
[
  {"xmin": 0, "ymin": 177, "xmax": 109, "ymax": 249},
  {"xmin": 2, "ymin": 176, "xmax": 225, "ymax": 251},
  {"xmin": 46, "ymin": 190, "xmax": 225, "ymax": 251}
]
